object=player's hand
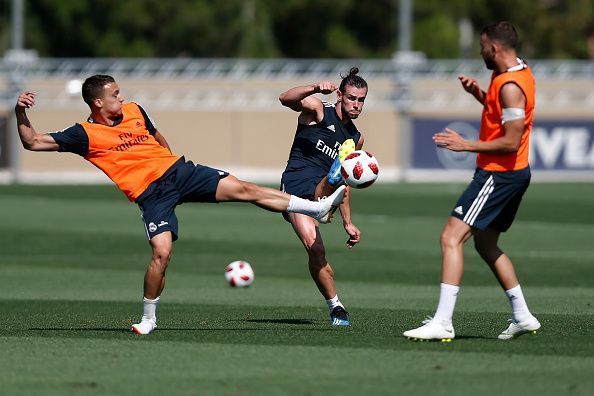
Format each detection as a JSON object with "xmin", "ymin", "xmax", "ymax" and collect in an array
[
  {"xmin": 316, "ymin": 81, "xmax": 337, "ymax": 95},
  {"xmin": 343, "ymin": 222, "xmax": 361, "ymax": 249},
  {"xmin": 458, "ymin": 75, "xmax": 481, "ymax": 96},
  {"xmin": 433, "ymin": 128, "xmax": 467, "ymax": 152},
  {"xmin": 15, "ymin": 92, "xmax": 36, "ymax": 110}
]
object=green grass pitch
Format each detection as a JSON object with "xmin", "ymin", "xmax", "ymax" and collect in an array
[{"xmin": 1, "ymin": 183, "xmax": 592, "ymax": 395}]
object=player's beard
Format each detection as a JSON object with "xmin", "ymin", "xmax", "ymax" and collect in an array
[
  {"xmin": 341, "ymin": 103, "xmax": 360, "ymax": 120},
  {"xmin": 484, "ymin": 55, "xmax": 496, "ymax": 70}
]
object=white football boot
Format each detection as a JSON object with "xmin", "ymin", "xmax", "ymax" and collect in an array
[
  {"xmin": 315, "ymin": 185, "xmax": 346, "ymax": 224},
  {"xmin": 403, "ymin": 317, "xmax": 455, "ymax": 342},
  {"xmin": 131, "ymin": 316, "xmax": 157, "ymax": 335},
  {"xmin": 498, "ymin": 315, "xmax": 541, "ymax": 340}
]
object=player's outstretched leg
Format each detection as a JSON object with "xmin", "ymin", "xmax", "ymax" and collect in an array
[
  {"xmin": 215, "ymin": 176, "xmax": 346, "ymax": 224},
  {"xmin": 267, "ymin": 182, "xmax": 345, "ymax": 224},
  {"xmin": 327, "ymin": 139, "xmax": 356, "ymax": 186},
  {"xmin": 403, "ymin": 317, "xmax": 455, "ymax": 342},
  {"xmin": 314, "ymin": 185, "xmax": 346, "ymax": 223},
  {"xmin": 498, "ymin": 315, "xmax": 541, "ymax": 340}
]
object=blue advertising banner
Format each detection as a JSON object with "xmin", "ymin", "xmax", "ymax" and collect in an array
[{"xmin": 412, "ymin": 119, "xmax": 594, "ymax": 171}]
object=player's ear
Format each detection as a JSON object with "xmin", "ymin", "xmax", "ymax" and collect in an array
[
  {"xmin": 491, "ymin": 41, "xmax": 500, "ymax": 55},
  {"xmin": 93, "ymin": 98, "xmax": 103, "ymax": 108}
]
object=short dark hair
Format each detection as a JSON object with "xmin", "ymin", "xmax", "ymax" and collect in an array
[
  {"xmin": 481, "ymin": 21, "xmax": 518, "ymax": 49},
  {"xmin": 82, "ymin": 75, "xmax": 115, "ymax": 106},
  {"xmin": 339, "ymin": 67, "xmax": 367, "ymax": 92}
]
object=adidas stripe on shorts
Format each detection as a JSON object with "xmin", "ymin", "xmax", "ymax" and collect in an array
[{"xmin": 451, "ymin": 167, "xmax": 530, "ymax": 232}]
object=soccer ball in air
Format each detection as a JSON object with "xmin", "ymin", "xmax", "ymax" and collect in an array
[
  {"xmin": 224, "ymin": 260, "xmax": 255, "ymax": 287},
  {"xmin": 340, "ymin": 150, "xmax": 380, "ymax": 188}
]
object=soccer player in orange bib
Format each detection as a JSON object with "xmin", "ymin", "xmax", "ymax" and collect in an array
[
  {"xmin": 15, "ymin": 75, "xmax": 346, "ymax": 335},
  {"xmin": 403, "ymin": 21, "xmax": 541, "ymax": 341}
]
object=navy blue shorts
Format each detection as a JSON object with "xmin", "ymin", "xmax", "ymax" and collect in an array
[
  {"xmin": 280, "ymin": 172, "xmax": 324, "ymax": 200},
  {"xmin": 452, "ymin": 167, "xmax": 530, "ymax": 232},
  {"xmin": 136, "ymin": 157, "xmax": 229, "ymax": 241},
  {"xmin": 280, "ymin": 169, "xmax": 326, "ymax": 222}
]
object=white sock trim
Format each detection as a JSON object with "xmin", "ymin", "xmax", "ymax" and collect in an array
[
  {"xmin": 326, "ymin": 295, "xmax": 343, "ymax": 311},
  {"xmin": 505, "ymin": 284, "xmax": 531, "ymax": 321},
  {"xmin": 143, "ymin": 296, "xmax": 160, "ymax": 304},
  {"xmin": 142, "ymin": 296, "xmax": 160, "ymax": 319},
  {"xmin": 432, "ymin": 283, "xmax": 460, "ymax": 325},
  {"xmin": 287, "ymin": 195, "xmax": 318, "ymax": 216}
]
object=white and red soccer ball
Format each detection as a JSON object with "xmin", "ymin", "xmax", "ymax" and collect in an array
[
  {"xmin": 224, "ymin": 260, "xmax": 255, "ymax": 287},
  {"xmin": 340, "ymin": 150, "xmax": 380, "ymax": 188}
]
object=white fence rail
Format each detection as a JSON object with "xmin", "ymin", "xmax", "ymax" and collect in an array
[{"xmin": 2, "ymin": 58, "xmax": 594, "ymax": 111}]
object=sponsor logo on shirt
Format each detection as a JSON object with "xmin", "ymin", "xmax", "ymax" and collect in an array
[
  {"xmin": 109, "ymin": 132, "xmax": 149, "ymax": 152},
  {"xmin": 316, "ymin": 139, "xmax": 341, "ymax": 160}
]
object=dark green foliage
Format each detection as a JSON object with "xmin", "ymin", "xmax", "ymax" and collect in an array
[{"xmin": 1, "ymin": 0, "xmax": 591, "ymax": 58}]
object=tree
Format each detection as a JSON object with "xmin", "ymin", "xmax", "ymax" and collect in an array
[{"xmin": 0, "ymin": 0, "xmax": 591, "ymax": 59}]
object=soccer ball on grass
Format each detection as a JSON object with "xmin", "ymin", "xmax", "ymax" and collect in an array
[
  {"xmin": 340, "ymin": 150, "xmax": 379, "ymax": 188},
  {"xmin": 225, "ymin": 260, "xmax": 255, "ymax": 287}
]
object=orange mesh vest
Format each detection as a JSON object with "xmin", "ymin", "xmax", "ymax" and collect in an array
[
  {"xmin": 477, "ymin": 65, "xmax": 535, "ymax": 171},
  {"xmin": 80, "ymin": 102, "xmax": 180, "ymax": 201}
]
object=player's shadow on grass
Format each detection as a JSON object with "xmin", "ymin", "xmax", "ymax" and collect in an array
[
  {"xmin": 29, "ymin": 327, "xmax": 267, "ymax": 332},
  {"xmin": 28, "ymin": 327, "xmax": 131, "ymax": 333},
  {"xmin": 27, "ymin": 326, "xmax": 326, "ymax": 333},
  {"xmin": 243, "ymin": 318, "xmax": 314, "ymax": 325},
  {"xmin": 454, "ymin": 334, "xmax": 495, "ymax": 340}
]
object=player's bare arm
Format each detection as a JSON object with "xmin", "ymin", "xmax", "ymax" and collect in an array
[
  {"xmin": 338, "ymin": 187, "xmax": 361, "ymax": 248},
  {"xmin": 355, "ymin": 135, "xmax": 365, "ymax": 150},
  {"xmin": 458, "ymin": 75, "xmax": 486, "ymax": 105},
  {"xmin": 153, "ymin": 130, "xmax": 173, "ymax": 154},
  {"xmin": 337, "ymin": 134, "xmax": 364, "ymax": 248},
  {"xmin": 15, "ymin": 92, "xmax": 60, "ymax": 152},
  {"xmin": 279, "ymin": 82, "xmax": 336, "ymax": 124},
  {"xmin": 434, "ymin": 83, "xmax": 525, "ymax": 154}
]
